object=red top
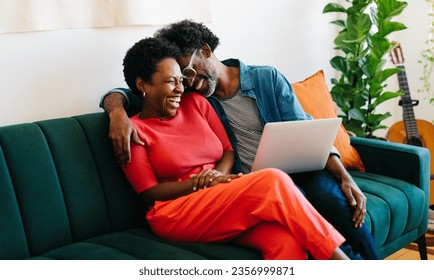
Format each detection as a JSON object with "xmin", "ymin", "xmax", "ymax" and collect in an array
[{"xmin": 123, "ymin": 93, "xmax": 233, "ymax": 194}]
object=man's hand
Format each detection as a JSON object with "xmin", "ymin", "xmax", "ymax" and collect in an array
[
  {"xmin": 102, "ymin": 92, "xmax": 144, "ymax": 166},
  {"xmin": 339, "ymin": 176, "xmax": 367, "ymax": 228},
  {"xmin": 108, "ymin": 108, "xmax": 144, "ymax": 166},
  {"xmin": 326, "ymin": 154, "xmax": 367, "ymax": 228}
]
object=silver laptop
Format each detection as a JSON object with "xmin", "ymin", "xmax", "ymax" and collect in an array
[{"xmin": 251, "ymin": 118, "xmax": 342, "ymax": 174}]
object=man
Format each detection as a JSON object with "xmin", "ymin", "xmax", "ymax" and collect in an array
[{"xmin": 101, "ymin": 20, "xmax": 378, "ymax": 259}]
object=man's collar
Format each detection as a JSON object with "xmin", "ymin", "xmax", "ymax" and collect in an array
[{"xmin": 221, "ymin": 58, "xmax": 254, "ymax": 91}]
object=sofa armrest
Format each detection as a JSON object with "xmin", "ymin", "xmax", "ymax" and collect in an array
[{"xmin": 350, "ymin": 136, "xmax": 431, "ymax": 192}]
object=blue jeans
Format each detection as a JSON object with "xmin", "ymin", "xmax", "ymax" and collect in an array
[{"xmin": 291, "ymin": 169, "xmax": 379, "ymax": 260}]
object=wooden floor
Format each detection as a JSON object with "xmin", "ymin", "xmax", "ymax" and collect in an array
[{"xmin": 385, "ymin": 233, "xmax": 434, "ymax": 260}]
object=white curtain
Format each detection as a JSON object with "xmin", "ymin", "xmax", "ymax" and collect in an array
[{"xmin": 0, "ymin": 0, "xmax": 211, "ymax": 34}]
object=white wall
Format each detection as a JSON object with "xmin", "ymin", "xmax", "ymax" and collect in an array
[
  {"xmin": 208, "ymin": 0, "xmax": 337, "ymax": 81},
  {"xmin": 0, "ymin": 26, "xmax": 160, "ymax": 126},
  {"xmin": 0, "ymin": 0, "xmax": 432, "ymax": 133}
]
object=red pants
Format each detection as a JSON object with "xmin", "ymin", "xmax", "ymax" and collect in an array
[{"xmin": 146, "ymin": 168, "xmax": 345, "ymax": 260}]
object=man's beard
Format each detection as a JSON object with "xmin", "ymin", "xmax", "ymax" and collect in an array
[
  {"xmin": 202, "ymin": 78, "xmax": 217, "ymax": 97},
  {"xmin": 184, "ymin": 76, "xmax": 217, "ymax": 98}
]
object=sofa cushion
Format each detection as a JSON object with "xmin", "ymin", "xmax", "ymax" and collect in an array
[
  {"xmin": 0, "ymin": 123, "xmax": 73, "ymax": 258},
  {"xmin": 351, "ymin": 171, "xmax": 425, "ymax": 257},
  {"xmin": 37, "ymin": 229, "xmax": 207, "ymax": 260},
  {"xmin": 32, "ymin": 227, "xmax": 261, "ymax": 260},
  {"xmin": 125, "ymin": 228, "xmax": 262, "ymax": 260},
  {"xmin": 72, "ymin": 114, "xmax": 146, "ymax": 230},
  {"xmin": 36, "ymin": 115, "xmax": 147, "ymax": 237},
  {"xmin": 292, "ymin": 70, "xmax": 365, "ymax": 172},
  {"xmin": 0, "ymin": 147, "xmax": 30, "ymax": 259},
  {"xmin": 37, "ymin": 118, "xmax": 112, "ymax": 241}
]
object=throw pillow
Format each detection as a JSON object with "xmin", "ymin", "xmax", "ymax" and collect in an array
[{"xmin": 292, "ymin": 70, "xmax": 365, "ymax": 171}]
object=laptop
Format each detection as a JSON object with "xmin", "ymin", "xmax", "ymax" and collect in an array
[{"xmin": 251, "ymin": 118, "xmax": 342, "ymax": 174}]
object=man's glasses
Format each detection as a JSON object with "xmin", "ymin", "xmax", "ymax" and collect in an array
[{"xmin": 182, "ymin": 51, "xmax": 197, "ymax": 80}]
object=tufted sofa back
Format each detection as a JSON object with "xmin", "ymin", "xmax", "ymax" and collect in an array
[{"xmin": 0, "ymin": 113, "xmax": 144, "ymax": 259}]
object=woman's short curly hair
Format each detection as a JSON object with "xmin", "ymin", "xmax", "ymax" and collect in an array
[
  {"xmin": 154, "ymin": 19, "xmax": 220, "ymax": 56},
  {"xmin": 123, "ymin": 37, "xmax": 181, "ymax": 97}
]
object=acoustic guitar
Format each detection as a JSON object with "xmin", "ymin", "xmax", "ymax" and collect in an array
[{"xmin": 386, "ymin": 43, "xmax": 434, "ymax": 204}]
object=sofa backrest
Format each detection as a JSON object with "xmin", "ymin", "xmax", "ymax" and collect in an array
[{"xmin": 0, "ymin": 113, "xmax": 144, "ymax": 259}]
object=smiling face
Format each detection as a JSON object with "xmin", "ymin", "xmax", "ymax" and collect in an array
[
  {"xmin": 138, "ymin": 58, "xmax": 184, "ymax": 120},
  {"xmin": 178, "ymin": 51, "xmax": 218, "ymax": 98}
]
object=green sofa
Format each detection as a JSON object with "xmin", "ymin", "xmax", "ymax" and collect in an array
[{"xmin": 0, "ymin": 112, "xmax": 430, "ymax": 260}]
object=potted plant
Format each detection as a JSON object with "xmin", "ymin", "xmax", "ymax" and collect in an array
[{"xmin": 323, "ymin": 0, "xmax": 408, "ymax": 137}]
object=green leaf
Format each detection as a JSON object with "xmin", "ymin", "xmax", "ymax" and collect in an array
[
  {"xmin": 368, "ymin": 81, "xmax": 383, "ymax": 99},
  {"xmin": 355, "ymin": 77, "xmax": 369, "ymax": 95},
  {"xmin": 370, "ymin": 124, "xmax": 389, "ymax": 133},
  {"xmin": 344, "ymin": 119, "xmax": 366, "ymax": 137},
  {"xmin": 354, "ymin": 47, "xmax": 370, "ymax": 61},
  {"xmin": 372, "ymin": 90, "xmax": 403, "ymax": 107},
  {"xmin": 345, "ymin": 14, "xmax": 372, "ymax": 43},
  {"xmin": 354, "ymin": 92, "xmax": 368, "ymax": 108},
  {"xmin": 331, "ymin": 88, "xmax": 351, "ymax": 112},
  {"xmin": 331, "ymin": 78, "xmax": 339, "ymax": 85},
  {"xmin": 349, "ymin": 108, "xmax": 367, "ymax": 122},
  {"xmin": 369, "ymin": 36, "xmax": 391, "ymax": 59},
  {"xmin": 375, "ymin": 0, "xmax": 408, "ymax": 20},
  {"xmin": 347, "ymin": 1, "xmax": 373, "ymax": 14},
  {"xmin": 378, "ymin": 67, "xmax": 402, "ymax": 83},
  {"xmin": 367, "ymin": 112, "xmax": 392, "ymax": 126},
  {"xmin": 330, "ymin": 56, "xmax": 350, "ymax": 75},
  {"xmin": 365, "ymin": 56, "xmax": 387, "ymax": 78},
  {"xmin": 361, "ymin": 55, "xmax": 381, "ymax": 77},
  {"xmin": 378, "ymin": 21, "xmax": 407, "ymax": 37},
  {"xmin": 323, "ymin": 3, "xmax": 347, "ymax": 13},
  {"xmin": 360, "ymin": 59, "xmax": 373, "ymax": 79},
  {"xmin": 330, "ymin": 19, "xmax": 346, "ymax": 28},
  {"xmin": 334, "ymin": 32, "xmax": 359, "ymax": 53}
]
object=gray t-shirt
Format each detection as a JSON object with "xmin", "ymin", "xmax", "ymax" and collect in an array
[{"xmin": 217, "ymin": 90, "xmax": 263, "ymax": 173}]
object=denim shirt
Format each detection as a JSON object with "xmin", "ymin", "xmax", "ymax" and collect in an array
[{"xmin": 100, "ymin": 59, "xmax": 340, "ymax": 174}]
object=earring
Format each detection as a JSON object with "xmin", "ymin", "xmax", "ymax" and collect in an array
[{"xmin": 142, "ymin": 92, "xmax": 146, "ymax": 98}]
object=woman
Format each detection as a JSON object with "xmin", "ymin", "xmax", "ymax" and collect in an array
[{"xmin": 122, "ymin": 37, "xmax": 349, "ymax": 260}]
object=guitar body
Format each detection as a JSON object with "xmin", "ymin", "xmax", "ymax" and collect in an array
[
  {"xmin": 387, "ymin": 119, "xmax": 434, "ymax": 204},
  {"xmin": 387, "ymin": 119, "xmax": 434, "ymax": 148}
]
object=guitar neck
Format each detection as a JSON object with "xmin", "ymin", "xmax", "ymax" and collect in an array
[{"xmin": 396, "ymin": 65, "xmax": 420, "ymax": 140}]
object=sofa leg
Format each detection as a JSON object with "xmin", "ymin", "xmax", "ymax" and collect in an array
[{"xmin": 416, "ymin": 235, "xmax": 428, "ymax": 260}]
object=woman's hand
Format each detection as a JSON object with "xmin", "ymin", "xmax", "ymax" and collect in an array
[{"xmin": 190, "ymin": 169, "xmax": 243, "ymax": 191}]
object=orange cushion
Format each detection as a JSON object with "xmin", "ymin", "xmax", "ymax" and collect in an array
[{"xmin": 292, "ymin": 70, "xmax": 365, "ymax": 171}]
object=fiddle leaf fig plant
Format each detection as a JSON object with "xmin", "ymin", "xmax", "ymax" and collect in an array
[{"xmin": 323, "ymin": 0, "xmax": 408, "ymax": 137}]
